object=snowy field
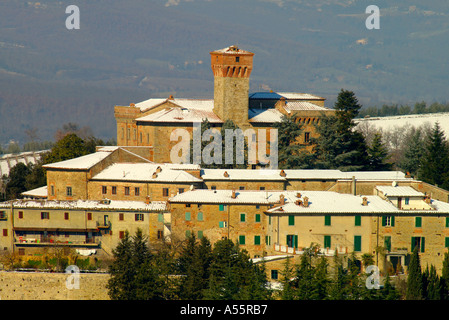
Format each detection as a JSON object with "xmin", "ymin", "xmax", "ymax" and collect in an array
[{"xmin": 354, "ymin": 112, "xmax": 449, "ymax": 138}]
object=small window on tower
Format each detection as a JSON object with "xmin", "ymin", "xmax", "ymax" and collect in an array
[{"xmin": 236, "ymin": 56, "xmax": 240, "ymax": 63}]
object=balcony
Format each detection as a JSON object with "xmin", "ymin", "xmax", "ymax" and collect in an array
[
  {"xmin": 14, "ymin": 237, "xmax": 101, "ymax": 247},
  {"xmin": 0, "ymin": 212, "xmax": 7, "ymax": 220},
  {"xmin": 273, "ymin": 243, "xmax": 349, "ymax": 256},
  {"xmin": 96, "ymin": 220, "xmax": 111, "ymax": 229}
]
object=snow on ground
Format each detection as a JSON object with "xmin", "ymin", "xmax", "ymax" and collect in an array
[{"xmin": 354, "ymin": 112, "xmax": 449, "ymax": 137}]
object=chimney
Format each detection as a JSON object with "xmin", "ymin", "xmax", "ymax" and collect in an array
[
  {"xmin": 295, "ymin": 200, "xmax": 302, "ymax": 206},
  {"xmin": 352, "ymin": 176, "xmax": 356, "ymax": 195},
  {"xmin": 145, "ymin": 196, "xmax": 150, "ymax": 205},
  {"xmin": 405, "ymin": 171, "xmax": 411, "ymax": 178},
  {"xmin": 362, "ymin": 197, "xmax": 368, "ymax": 206},
  {"xmin": 303, "ymin": 196, "xmax": 309, "ymax": 207},
  {"xmin": 152, "ymin": 172, "xmax": 158, "ymax": 179},
  {"xmin": 231, "ymin": 190, "xmax": 236, "ymax": 199},
  {"xmin": 168, "ymin": 94, "xmax": 174, "ymax": 100},
  {"xmin": 280, "ymin": 170, "xmax": 286, "ymax": 177},
  {"xmin": 296, "ymin": 192, "xmax": 301, "ymax": 198},
  {"xmin": 156, "ymin": 166, "xmax": 162, "ymax": 173},
  {"xmin": 224, "ymin": 171, "xmax": 229, "ymax": 177},
  {"xmin": 425, "ymin": 195, "xmax": 431, "ymax": 204},
  {"xmin": 280, "ymin": 194, "xmax": 285, "ymax": 205},
  {"xmin": 130, "ymin": 103, "xmax": 135, "ymax": 107}
]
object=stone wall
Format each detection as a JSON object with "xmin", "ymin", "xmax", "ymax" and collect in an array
[{"xmin": 0, "ymin": 271, "xmax": 110, "ymax": 300}]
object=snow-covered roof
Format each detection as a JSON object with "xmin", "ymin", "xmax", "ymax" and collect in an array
[
  {"xmin": 21, "ymin": 186, "xmax": 48, "ymax": 198},
  {"xmin": 43, "ymin": 152, "xmax": 112, "ymax": 170},
  {"xmin": 276, "ymin": 92, "xmax": 325, "ymax": 100},
  {"xmin": 170, "ymin": 189, "xmax": 290, "ymax": 204},
  {"xmin": 283, "ymin": 101, "xmax": 330, "ymax": 113},
  {"xmin": 92, "ymin": 163, "xmax": 202, "ymax": 183},
  {"xmin": 0, "ymin": 199, "xmax": 167, "ymax": 212},
  {"xmin": 248, "ymin": 108, "xmax": 283, "ymax": 123},
  {"xmin": 375, "ymin": 185, "xmax": 425, "ymax": 197},
  {"xmin": 201, "ymin": 169, "xmax": 287, "ymax": 181},
  {"xmin": 211, "ymin": 46, "xmax": 253, "ymax": 55}
]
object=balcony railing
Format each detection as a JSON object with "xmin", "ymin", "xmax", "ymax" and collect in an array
[
  {"xmin": 96, "ymin": 220, "xmax": 112, "ymax": 229},
  {"xmin": 14, "ymin": 237, "xmax": 101, "ymax": 247}
]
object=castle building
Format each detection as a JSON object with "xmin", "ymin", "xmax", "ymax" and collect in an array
[{"xmin": 114, "ymin": 46, "xmax": 334, "ymax": 163}]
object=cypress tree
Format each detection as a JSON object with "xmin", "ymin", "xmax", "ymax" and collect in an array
[{"xmin": 406, "ymin": 247, "xmax": 424, "ymax": 300}]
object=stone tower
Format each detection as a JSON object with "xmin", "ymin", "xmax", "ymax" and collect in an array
[{"xmin": 210, "ymin": 45, "xmax": 254, "ymax": 128}]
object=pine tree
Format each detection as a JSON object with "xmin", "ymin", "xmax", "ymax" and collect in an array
[
  {"xmin": 406, "ymin": 247, "xmax": 424, "ymax": 300},
  {"xmin": 367, "ymin": 132, "xmax": 392, "ymax": 171},
  {"xmin": 400, "ymin": 128, "xmax": 425, "ymax": 178},
  {"xmin": 420, "ymin": 122, "xmax": 449, "ymax": 189},
  {"xmin": 313, "ymin": 89, "xmax": 369, "ymax": 171},
  {"xmin": 280, "ymin": 256, "xmax": 296, "ymax": 300},
  {"xmin": 441, "ymin": 252, "xmax": 449, "ymax": 299},
  {"xmin": 273, "ymin": 114, "xmax": 312, "ymax": 169}
]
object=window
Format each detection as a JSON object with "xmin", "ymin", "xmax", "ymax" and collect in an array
[
  {"xmin": 405, "ymin": 197, "xmax": 410, "ymax": 205},
  {"xmin": 240, "ymin": 213, "xmax": 246, "ymax": 222},
  {"xmin": 239, "ymin": 235, "xmax": 246, "ymax": 245},
  {"xmin": 50, "ymin": 186, "xmax": 55, "ymax": 196},
  {"xmin": 112, "ymin": 186, "xmax": 117, "ymax": 195},
  {"xmin": 219, "ymin": 221, "xmax": 227, "ymax": 228},
  {"xmin": 259, "ymin": 187, "xmax": 265, "ymax": 191},
  {"xmin": 239, "ymin": 186, "xmax": 245, "ymax": 190},
  {"xmin": 102, "ymin": 186, "xmax": 107, "ymax": 195},
  {"xmin": 324, "ymin": 235, "xmax": 331, "ymax": 249},
  {"xmin": 288, "ymin": 215, "xmax": 295, "ymax": 226},
  {"xmin": 64, "ymin": 212, "xmax": 69, "ymax": 220},
  {"xmin": 87, "ymin": 212, "xmax": 92, "ymax": 220},
  {"xmin": 446, "ymin": 217, "xmax": 449, "ymax": 228},
  {"xmin": 119, "ymin": 231, "xmax": 125, "ymax": 239},
  {"xmin": 255, "ymin": 214, "xmax": 261, "ymax": 223},
  {"xmin": 235, "ymin": 56, "xmax": 240, "ymax": 63},
  {"xmin": 211, "ymin": 186, "xmax": 216, "ymax": 190},
  {"xmin": 135, "ymin": 187, "xmax": 140, "ymax": 196},
  {"xmin": 266, "ymin": 235, "xmax": 271, "ymax": 245},
  {"xmin": 163, "ymin": 188, "xmax": 169, "ymax": 197},
  {"xmin": 304, "ymin": 132, "xmax": 310, "ymax": 143},
  {"xmin": 3, "ymin": 229, "xmax": 7, "ymax": 237},
  {"xmin": 185, "ymin": 212, "xmax": 191, "ymax": 221},
  {"xmin": 254, "ymin": 235, "xmax": 261, "ymax": 245},
  {"xmin": 354, "ymin": 236, "xmax": 362, "ymax": 252},
  {"xmin": 185, "ymin": 230, "xmax": 191, "ymax": 238},
  {"xmin": 382, "ymin": 215, "xmax": 395, "ymax": 227},
  {"xmin": 271, "ymin": 270, "xmax": 278, "ymax": 280},
  {"xmin": 186, "ymin": 204, "xmax": 191, "ymax": 208},
  {"xmin": 179, "ymin": 188, "xmax": 184, "ymax": 194},
  {"xmin": 135, "ymin": 214, "xmax": 144, "ymax": 221},
  {"xmin": 66, "ymin": 187, "xmax": 72, "ymax": 196},
  {"xmin": 18, "ymin": 211, "xmax": 23, "ymax": 219},
  {"xmin": 197, "ymin": 212, "xmax": 204, "ymax": 221},
  {"xmin": 157, "ymin": 230, "xmax": 164, "ymax": 239},
  {"xmin": 198, "ymin": 231, "xmax": 203, "ymax": 239},
  {"xmin": 445, "ymin": 237, "xmax": 449, "ymax": 248},
  {"xmin": 41, "ymin": 212, "xmax": 50, "ymax": 220},
  {"xmin": 219, "ymin": 204, "xmax": 225, "ymax": 211},
  {"xmin": 355, "ymin": 215, "xmax": 361, "ymax": 226},
  {"xmin": 124, "ymin": 187, "xmax": 130, "ymax": 196},
  {"xmin": 286, "ymin": 235, "xmax": 298, "ymax": 248},
  {"xmin": 324, "ymin": 215, "xmax": 331, "ymax": 226},
  {"xmin": 415, "ymin": 217, "xmax": 422, "ymax": 228},
  {"xmin": 384, "ymin": 236, "xmax": 391, "ymax": 252},
  {"xmin": 411, "ymin": 237, "xmax": 425, "ymax": 253},
  {"xmin": 119, "ymin": 213, "xmax": 124, "ymax": 221},
  {"xmin": 158, "ymin": 213, "xmax": 163, "ymax": 222}
]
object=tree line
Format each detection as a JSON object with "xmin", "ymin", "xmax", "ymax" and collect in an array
[
  {"xmin": 107, "ymin": 230, "xmax": 449, "ymax": 300},
  {"xmin": 358, "ymin": 101, "xmax": 449, "ymax": 119}
]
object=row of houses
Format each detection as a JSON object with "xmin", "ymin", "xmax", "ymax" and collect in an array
[{"xmin": 1, "ymin": 146, "xmax": 449, "ymax": 278}]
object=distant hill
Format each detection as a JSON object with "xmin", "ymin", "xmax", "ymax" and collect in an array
[{"xmin": 1, "ymin": 0, "xmax": 449, "ymax": 145}]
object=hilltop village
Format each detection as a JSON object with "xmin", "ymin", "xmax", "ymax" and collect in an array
[{"xmin": 2, "ymin": 46, "xmax": 449, "ymax": 285}]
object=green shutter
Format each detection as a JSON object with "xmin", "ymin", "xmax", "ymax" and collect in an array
[
  {"xmin": 158, "ymin": 213, "xmax": 163, "ymax": 222},
  {"xmin": 354, "ymin": 236, "xmax": 362, "ymax": 252},
  {"xmin": 255, "ymin": 214, "xmax": 261, "ymax": 223},
  {"xmin": 185, "ymin": 212, "xmax": 191, "ymax": 221},
  {"xmin": 240, "ymin": 213, "xmax": 246, "ymax": 222},
  {"xmin": 411, "ymin": 237, "xmax": 416, "ymax": 252},
  {"xmin": 355, "ymin": 215, "xmax": 361, "ymax": 226},
  {"xmin": 384, "ymin": 236, "xmax": 391, "ymax": 252},
  {"xmin": 254, "ymin": 235, "xmax": 261, "ymax": 245},
  {"xmin": 198, "ymin": 231, "xmax": 203, "ymax": 239},
  {"xmin": 445, "ymin": 237, "xmax": 449, "ymax": 248},
  {"xmin": 446, "ymin": 217, "xmax": 449, "ymax": 228},
  {"xmin": 382, "ymin": 216, "xmax": 386, "ymax": 226},
  {"xmin": 219, "ymin": 221, "xmax": 224, "ymax": 228},
  {"xmin": 324, "ymin": 235, "xmax": 331, "ymax": 248},
  {"xmin": 421, "ymin": 237, "xmax": 425, "ymax": 253},
  {"xmin": 288, "ymin": 215, "xmax": 295, "ymax": 226},
  {"xmin": 325, "ymin": 215, "xmax": 331, "ymax": 226},
  {"xmin": 197, "ymin": 212, "xmax": 203, "ymax": 221},
  {"xmin": 415, "ymin": 217, "xmax": 422, "ymax": 228},
  {"xmin": 239, "ymin": 235, "xmax": 245, "ymax": 245},
  {"xmin": 391, "ymin": 216, "xmax": 395, "ymax": 227},
  {"xmin": 219, "ymin": 204, "xmax": 224, "ymax": 211}
]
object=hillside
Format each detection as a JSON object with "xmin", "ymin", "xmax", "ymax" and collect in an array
[{"xmin": 1, "ymin": 0, "xmax": 449, "ymax": 145}]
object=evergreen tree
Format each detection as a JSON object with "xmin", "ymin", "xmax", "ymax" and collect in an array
[
  {"xmin": 328, "ymin": 254, "xmax": 349, "ymax": 300},
  {"xmin": 406, "ymin": 247, "xmax": 424, "ymax": 300},
  {"xmin": 441, "ymin": 252, "xmax": 449, "ymax": 299},
  {"xmin": 400, "ymin": 128, "xmax": 425, "ymax": 178},
  {"xmin": 313, "ymin": 89, "xmax": 369, "ymax": 171},
  {"xmin": 280, "ymin": 256, "xmax": 295, "ymax": 300},
  {"xmin": 44, "ymin": 133, "xmax": 90, "ymax": 164},
  {"xmin": 381, "ymin": 271, "xmax": 400, "ymax": 300},
  {"xmin": 5, "ymin": 163, "xmax": 31, "ymax": 200},
  {"xmin": 367, "ymin": 132, "xmax": 392, "ymax": 171},
  {"xmin": 313, "ymin": 255, "xmax": 329, "ymax": 300},
  {"xmin": 420, "ymin": 122, "xmax": 449, "ymax": 189},
  {"xmin": 423, "ymin": 264, "xmax": 442, "ymax": 300},
  {"xmin": 272, "ymin": 114, "xmax": 312, "ymax": 169}
]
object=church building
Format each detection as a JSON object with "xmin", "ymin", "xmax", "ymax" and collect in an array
[{"xmin": 114, "ymin": 46, "xmax": 335, "ymax": 163}]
